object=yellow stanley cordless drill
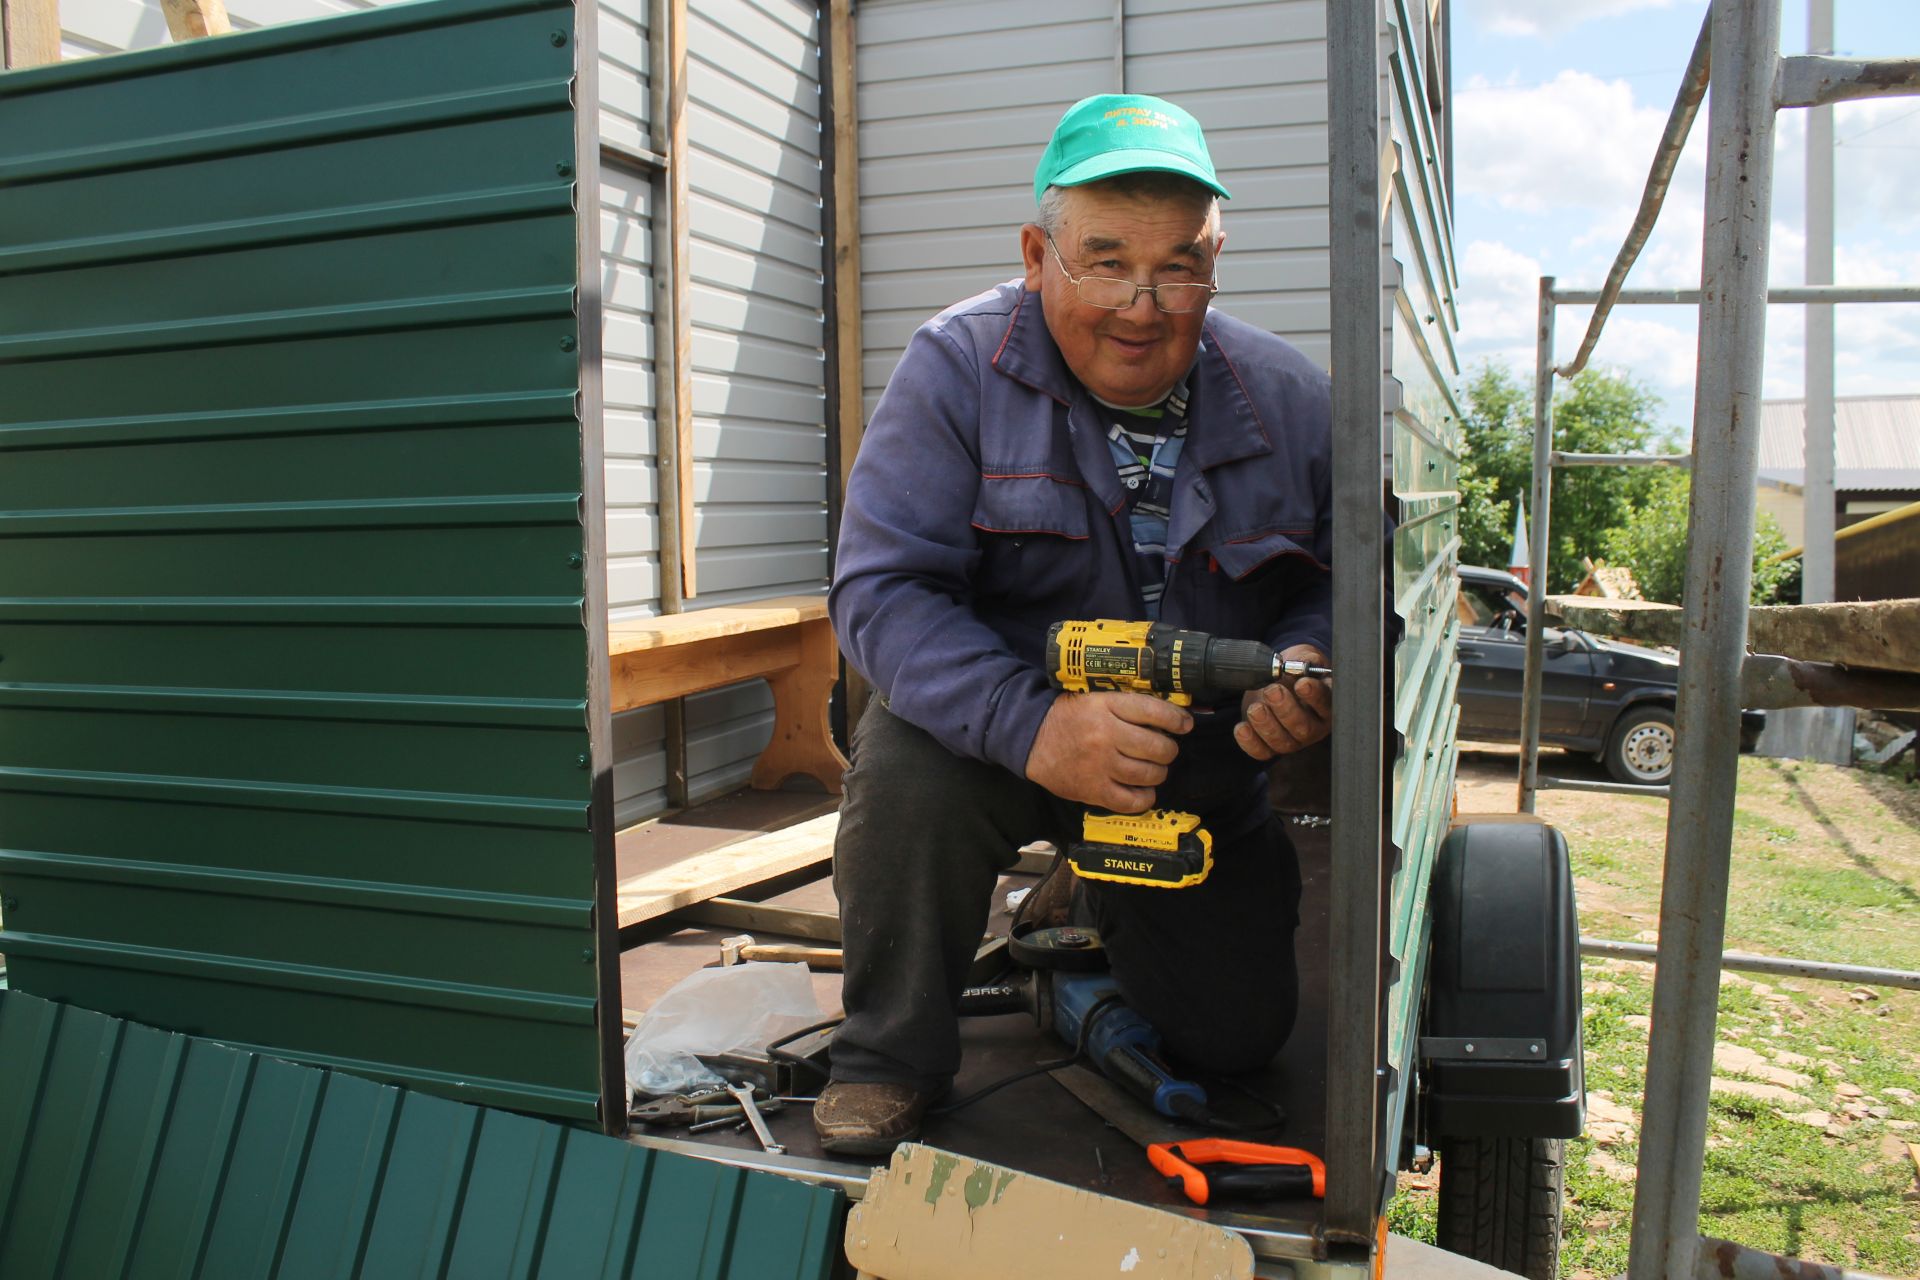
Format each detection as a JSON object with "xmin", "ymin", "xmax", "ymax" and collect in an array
[{"xmin": 1044, "ymin": 619, "xmax": 1330, "ymax": 889}]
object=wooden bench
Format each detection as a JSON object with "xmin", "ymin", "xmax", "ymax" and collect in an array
[{"xmin": 608, "ymin": 595, "xmax": 850, "ymax": 794}]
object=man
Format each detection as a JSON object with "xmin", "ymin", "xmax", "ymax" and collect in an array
[{"xmin": 814, "ymin": 94, "xmax": 1333, "ymax": 1157}]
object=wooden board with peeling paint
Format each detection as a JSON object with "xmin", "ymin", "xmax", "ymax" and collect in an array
[{"xmin": 844, "ymin": 1143, "xmax": 1255, "ymax": 1280}]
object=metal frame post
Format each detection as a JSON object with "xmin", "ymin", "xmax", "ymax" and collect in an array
[
  {"xmin": 1325, "ymin": 0, "xmax": 1387, "ymax": 1246},
  {"xmin": 1518, "ymin": 276, "xmax": 1554, "ymax": 812},
  {"xmin": 1804, "ymin": 0, "xmax": 1836, "ymax": 605},
  {"xmin": 1628, "ymin": 2, "xmax": 1782, "ymax": 1274}
]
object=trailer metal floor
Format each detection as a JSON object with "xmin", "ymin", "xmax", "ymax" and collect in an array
[{"xmin": 618, "ymin": 786, "xmax": 1334, "ymax": 1247}]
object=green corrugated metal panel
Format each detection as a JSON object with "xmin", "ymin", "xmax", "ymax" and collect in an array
[
  {"xmin": 0, "ymin": 989, "xmax": 846, "ymax": 1280},
  {"xmin": 1382, "ymin": 5, "xmax": 1464, "ymax": 1162},
  {"xmin": 0, "ymin": 0, "xmax": 620, "ymax": 1124}
]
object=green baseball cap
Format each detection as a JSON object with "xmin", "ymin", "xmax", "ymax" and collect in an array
[{"xmin": 1033, "ymin": 94, "xmax": 1232, "ymax": 205}]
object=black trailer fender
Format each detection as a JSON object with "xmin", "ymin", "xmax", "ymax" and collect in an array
[{"xmin": 1421, "ymin": 818, "xmax": 1585, "ymax": 1140}]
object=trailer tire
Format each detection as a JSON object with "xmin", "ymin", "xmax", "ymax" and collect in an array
[{"xmin": 1435, "ymin": 1135, "xmax": 1564, "ymax": 1279}]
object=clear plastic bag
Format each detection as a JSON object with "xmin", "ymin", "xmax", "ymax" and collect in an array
[{"xmin": 623, "ymin": 961, "xmax": 823, "ymax": 1099}]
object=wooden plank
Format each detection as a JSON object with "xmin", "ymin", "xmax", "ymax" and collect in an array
[
  {"xmin": 614, "ymin": 811, "xmax": 839, "ymax": 929},
  {"xmin": 1546, "ymin": 595, "xmax": 1920, "ymax": 673},
  {"xmin": 845, "ymin": 1144, "xmax": 1254, "ymax": 1280},
  {"xmin": 160, "ymin": 0, "xmax": 229, "ymax": 40},
  {"xmin": 1, "ymin": 0, "xmax": 60, "ymax": 68},
  {"xmin": 607, "ymin": 596, "xmax": 829, "ymax": 653},
  {"xmin": 667, "ymin": 0, "xmax": 694, "ymax": 598},
  {"xmin": 676, "ymin": 897, "xmax": 843, "ymax": 942},
  {"xmin": 610, "ymin": 626, "xmax": 799, "ymax": 711},
  {"xmin": 826, "ymin": 0, "xmax": 872, "ymax": 739}
]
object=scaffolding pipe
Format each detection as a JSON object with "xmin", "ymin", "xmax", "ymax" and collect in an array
[
  {"xmin": 1555, "ymin": 11, "xmax": 1712, "ymax": 380},
  {"xmin": 1776, "ymin": 54, "xmax": 1920, "ymax": 108},
  {"xmin": 1581, "ymin": 938, "xmax": 1920, "ymax": 992},
  {"xmin": 1629, "ymin": 3, "xmax": 1782, "ymax": 1275},
  {"xmin": 1539, "ymin": 776, "xmax": 1670, "ymax": 799},
  {"xmin": 1551, "ymin": 284, "xmax": 1920, "ymax": 306},
  {"xmin": 1518, "ymin": 278, "xmax": 1554, "ymax": 814},
  {"xmin": 1550, "ymin": 451, "xmax": 1690, "ymax": 468},
  {"xmin": 1805, "ymin": 0, "xmax": 1837, "ymax": 611}
]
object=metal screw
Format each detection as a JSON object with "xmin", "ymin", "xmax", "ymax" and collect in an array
[
  {"xmin": 559, "ymin": 336, "xmax": 577, "ymax": 352},
  {"xmin": 1530, "ymin": 1043, "xmax": 1541, "ymax": 1053},
  {"xmin": 550, "ymin": 28, "xmax": 567, "ymax": 46},
  {"xmin": 581, "ymin": 949, "xmax": 593, "ymax": 963},
  {"xmin": 577, "ymin": 753, "xmax": 589, "ymax": 768},
  {"xmin": 556, "ymin": 161, "xmax": 574, "ymax": 178},
  {"xmin": 1464, "ymin": 1043, "xmax": 1476, "ymax": 1053},
  {"xmin": 567, "ymin": 552, "xmax": 583, "ymax": 568}
]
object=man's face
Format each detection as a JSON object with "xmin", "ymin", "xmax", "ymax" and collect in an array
[{"xmin": 1020, "ymin": 184, "xmax": 1222, "ymax": 408}]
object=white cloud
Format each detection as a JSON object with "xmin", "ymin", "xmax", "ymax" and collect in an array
[
  {"xmin": 1454, "ymin": 238, "xmax": 1546, "ymax": 377},
  {"xmin": 1456, "ymin": 72, "xmax": 1690, "ymax": 214},
  {"xmin": 1474, "ymin": 0, "xmax": 1692, "ymax": 39}
]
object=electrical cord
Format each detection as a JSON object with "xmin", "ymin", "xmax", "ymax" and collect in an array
[{"xmin": 927, "ymin": 991, "xmax": 1123, "ymax": 1117}]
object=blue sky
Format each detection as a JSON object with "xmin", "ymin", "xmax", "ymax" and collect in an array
[{"xmin": 1451, "ymin": 0, "xmax": 1920, "ymax": 432}]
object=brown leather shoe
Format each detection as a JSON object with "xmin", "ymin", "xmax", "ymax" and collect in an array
[{"xmin": 813, "ymin": 1080, "xmax": 937, "ymax": 1157}]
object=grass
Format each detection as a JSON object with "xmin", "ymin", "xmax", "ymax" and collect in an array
[{"xmin": 1396, "ymin": 755, "xmax": 1920, "ymax": 1278}]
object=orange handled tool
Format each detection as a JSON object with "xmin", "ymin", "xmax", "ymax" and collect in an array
[{"xmin": 1146, "ymin": 1139, "xmax": 1327, "ymax": 1207}]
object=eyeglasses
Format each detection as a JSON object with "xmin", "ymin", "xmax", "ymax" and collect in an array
[{"xmin": 1044, "ymin": 232, "xmax": 1218, "ymax": 314}]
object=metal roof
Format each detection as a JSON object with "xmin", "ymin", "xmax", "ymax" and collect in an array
[
  {"xmin": 1757, "ymin": 396, "xmax": 1920, "ymax": 491},
  {"xmin": 0, "ymin": 0, "xmax": 623, "ymax": 1125},
  {"xmin": 0, "ymin": 988, "xmax": 845, "ymax": 1280}
]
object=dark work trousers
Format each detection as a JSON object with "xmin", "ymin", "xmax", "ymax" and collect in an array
[{"xmin": 829, "ymin": 698, "xmax": 1304, "ymax": 1092}]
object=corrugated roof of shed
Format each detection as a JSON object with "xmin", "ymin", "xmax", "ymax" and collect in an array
[{"xmin": 1758, "ymin": 396, "xmax": 1920, "ymax": 490}]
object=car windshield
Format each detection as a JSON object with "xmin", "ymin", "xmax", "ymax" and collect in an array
[{"xmin": 1457, "ymin": 580, "xmax": 1525, "ymax": 628}]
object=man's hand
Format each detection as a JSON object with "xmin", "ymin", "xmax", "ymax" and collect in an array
[
  {"xmin": 1234, "ymin": 644, "xmax": 1331, "ymax": 760},
  {"xmin": 1026, "ymin": 692, "xmax": 1191, "ymax": 813}
]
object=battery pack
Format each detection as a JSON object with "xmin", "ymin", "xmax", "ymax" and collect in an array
[{"xmin": 1068, "ymin": 809, "xmax": 1214, "ymax": 889}]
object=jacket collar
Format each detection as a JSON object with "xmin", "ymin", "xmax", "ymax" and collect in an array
[{"xmin": 989, "ymin": 285, "xmax": 1274, "ymax": 472}]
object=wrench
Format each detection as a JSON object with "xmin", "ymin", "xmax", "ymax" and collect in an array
[{"xmin": 724, "ymin": 1082, "xmax": 784, "ymax": 1155}]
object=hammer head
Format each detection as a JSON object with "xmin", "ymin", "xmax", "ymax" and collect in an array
[{"xmin": 719, "ymin": 934, "xmax": 755, "ymax": 966}]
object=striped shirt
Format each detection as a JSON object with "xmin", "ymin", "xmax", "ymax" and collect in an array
[{"xmin": 1100, "ymin": 382, "xmax": 1189, "ymax": 618}]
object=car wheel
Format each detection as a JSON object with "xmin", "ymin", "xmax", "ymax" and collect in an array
[{"xmin": 1605, "ymin": 705, "xmax": 1675, "ymax": 785}]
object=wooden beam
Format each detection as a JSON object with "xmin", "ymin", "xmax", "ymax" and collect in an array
[
  {"xmin": 825, "ymin": 0, "xmax": 871, "ymax": 736},
  {"xmin": 614, "ymin": 811, "xmax": 838, "ymax": 929},
  {"xmin": 160, "ymin": 0, "xmax": 228, "ymax": 40},
  {"xmin": 676, "ymin": 896, "xmax": 843, "ymax": 941},
  {"xmin": 1, "ymin": 0, "xmax": 60, "ymax": 68},
  {"xmin": 1741, "ymin": 654, "xmax": 1920, "ymax": 712},
  {"xmin": 667, "ymin": 0, "xmax": 694, "ymax": 598},
  {"xmin": 1546, "ymin": 595, "xmax": 1920, "ymax": 674}
]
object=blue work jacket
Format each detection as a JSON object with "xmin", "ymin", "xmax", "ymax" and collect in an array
[{"xmin": 831, "ymin": 281, "xmax": 1333, "ymax": 835}]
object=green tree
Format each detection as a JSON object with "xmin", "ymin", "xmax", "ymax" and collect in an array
[
  {"xmin": 1457, "ymin": 362, "xmax": 1675, "ymax": 592},
  {"xmin": 1600, "ymin": 469, "xmax": 1797, "ymax": 605}
]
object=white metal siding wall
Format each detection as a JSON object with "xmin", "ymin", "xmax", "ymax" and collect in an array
[
  {"xmin": 1125, "ymin": 0, "xmax": 1330, "ymax": 367},
  {"xmin": 680, "ymin": 0, "xmax": 828, "ymax": 804},
  {"xmin": 856, "ymin": 0, "xmax": 1113, "ymax": 415},
  {"xmin": 855, "ymin": 0, "xmax": 1332, "ymax": 414}
]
